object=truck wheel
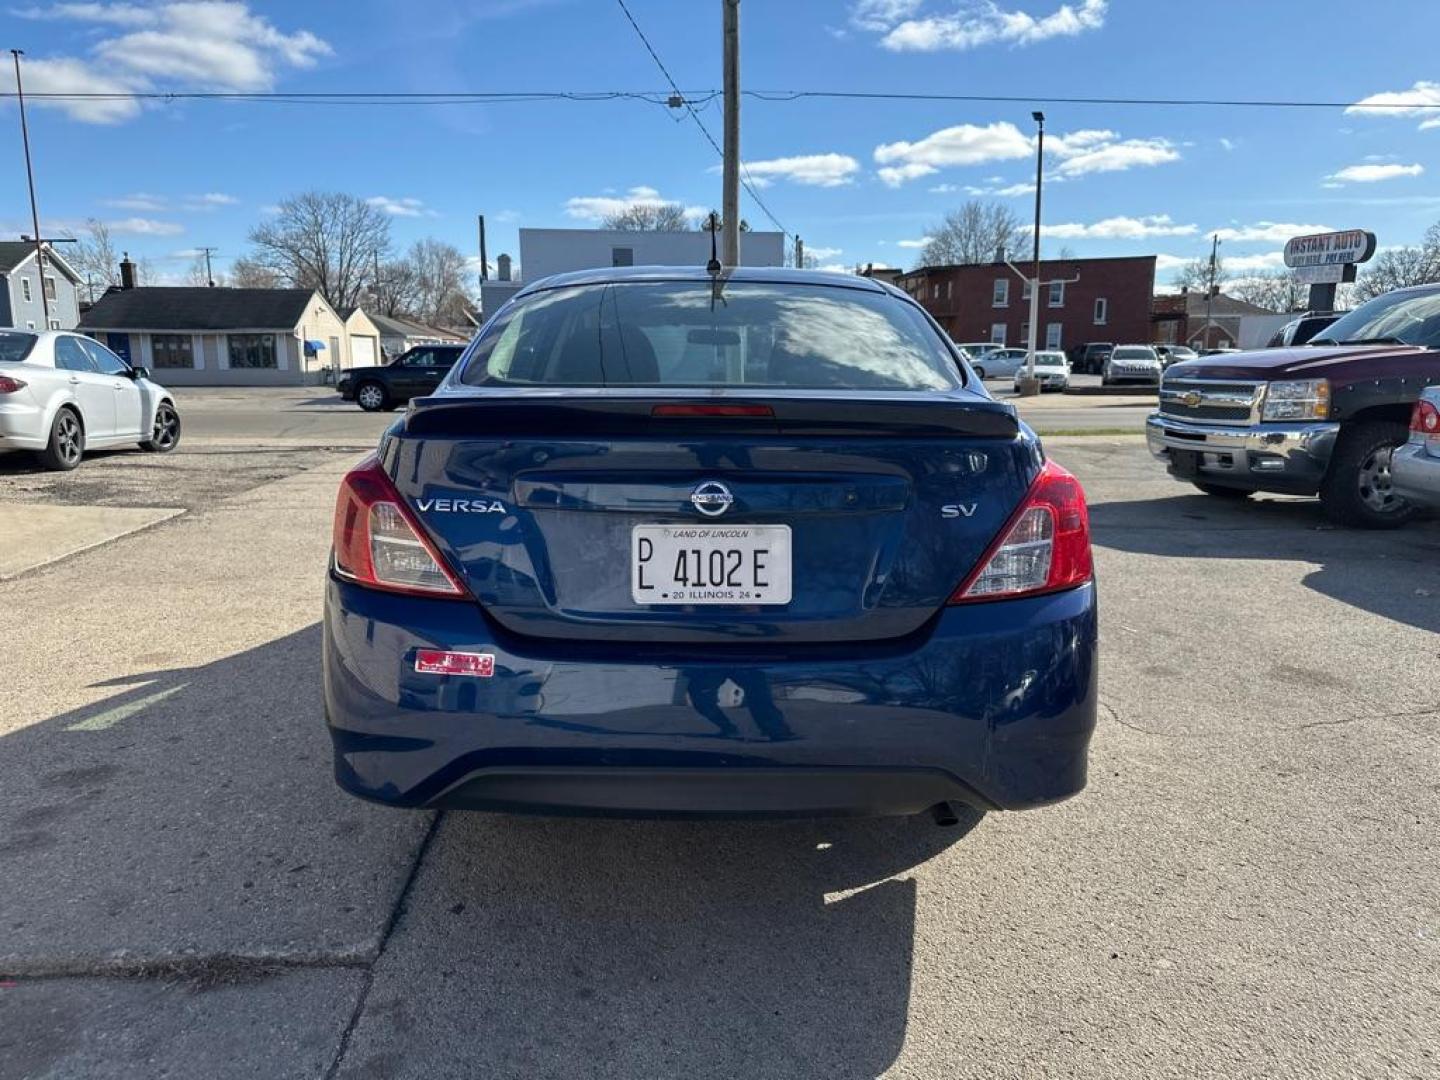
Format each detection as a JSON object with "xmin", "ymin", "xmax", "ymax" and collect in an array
[
  {"xmin": 1318, "ymin": 421, "xmax": 1417, "ymax": 529},
  {"xmin": 1193, "ymin": 482, "xmax": 1251, "ymax": 499}
]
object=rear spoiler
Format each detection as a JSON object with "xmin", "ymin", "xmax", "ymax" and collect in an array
[{"xmin": 401, "ymin": 393, "xmax": 1022, "ymax": 439}]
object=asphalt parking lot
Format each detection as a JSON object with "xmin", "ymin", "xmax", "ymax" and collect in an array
[{"xmin": 2, "ymin": 393, "xmax": 1437, "ymax": 1079}]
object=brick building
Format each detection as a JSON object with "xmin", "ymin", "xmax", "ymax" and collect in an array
[{"xmin": 896, "ymin": 255, "xmax": 1156, "ymax": 352}]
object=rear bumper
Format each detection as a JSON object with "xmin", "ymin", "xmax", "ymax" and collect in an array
[
  {"xmin": 322, "ymin": 576, "xmax": 1098, "ymax": 816},
  {"xmin": 0, "ymin": 399, "xmax": 46, "ymax": 449},
  {"xmin": 1146, "ymin": 413, "xmax": 1339, "ymax": 494},
  {"xmin": 1392, "ymin": 441, "xmax": 1440, "ymax": 508}
]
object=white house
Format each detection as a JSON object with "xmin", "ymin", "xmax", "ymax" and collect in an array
[
  {"xmin": 78, "ymin": 284, "xmax": 374, "ymax": 386},
  {"xmin": 480, "ymin": 227, "xmax": 787, "ymax": 317}
]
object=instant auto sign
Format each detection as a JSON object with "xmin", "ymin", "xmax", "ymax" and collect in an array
[{"xmin": 1283, "ymin": 229, "xmax": 1377, "ymax": 270}]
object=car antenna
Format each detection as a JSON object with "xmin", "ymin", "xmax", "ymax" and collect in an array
[{"xmin": 705, "ymin": 212, "xmax": 727, "ymax": 312}]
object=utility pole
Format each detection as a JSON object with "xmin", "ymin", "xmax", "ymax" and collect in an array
[
  {"xmin": 1204, "ymin": 233, "xmax": 1220, "ymax": 349},
  {"xmin": 794, "ymin": 235, "xmax": 804, "ymax": 269},
  {"xmin": 11, "ymin": 50, "xmax": 50, "ymax": 326},
  {"xmin": 477, "ymin": 214, "xmax": 488, "ymax": 285},
  {"xmin": 199, "ymin": 246, "xmax": 217, "ymax": 287},
  {"xmin": 721, "ymin": 0, "xmax": 741, "ymax": 267},
  {"xmin": 1019, "ymin": 110, "xmax": 1045, "ymax": 396}
]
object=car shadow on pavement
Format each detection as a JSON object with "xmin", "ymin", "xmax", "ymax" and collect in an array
[
  {"xmin": 341, "ymin": 808, "xmax": 979, "ymax": 1080},
  {"xmin": 0, "ymin": 624, "xmax": 433, "ymax": 975},
  {"xmin": 1089, "ymin": 492, "xmax": 1440, "ymax": 632}
]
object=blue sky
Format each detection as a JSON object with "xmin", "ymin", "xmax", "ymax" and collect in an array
[{"xmin": 4, "ymin": 0, "xmax": 1440, "ymax": 287}]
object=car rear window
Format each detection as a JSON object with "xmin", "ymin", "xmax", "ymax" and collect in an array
[
  {"xmin": 0, "ymin": 331, "xmax": 37, "ymax": 363},
  {"xmin": 461, "ymin": 281, "xmax": 960, "ymax": 391}
]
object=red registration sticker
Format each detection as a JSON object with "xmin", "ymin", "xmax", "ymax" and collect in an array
[{"xmin": 414, "ymin": 650, "xmax": 496, "ymax": 677}]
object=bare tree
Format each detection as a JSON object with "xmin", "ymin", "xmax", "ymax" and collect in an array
[
  {"xmin": 229, "ymin": 256, "xmax": 282, "ymax": 289},
  {"xmin": 406, "ymin": 238, "xmax": 471, "ymax": 324},
  {"xmin": 1228, "ymin": 270, "xmax": 1306, "ymax": 312},
  {"xmin": 1354, "ymin": 244, "xmax": 1440, "ymax": 300},
  {"xmin": 603, "ymin": 202, "xmax": 690, "ymax": 231},
  {"xmin": 371, "ymin": 258, "xmax": 420, "ymax": 318},
  {"xmin": 1170, "ymin": 253, "xmax": 1227, "ymax": 293},
  {"xmin": 247, "ymin": 191, "xmax": 391, "ymax": 309},
  {"xmin": 696, "ymin": 211, "xmax": 750, "ymax": 233},
  {"xmin": 919, "ymin": 201, "xmax": 1020, "ymax": 268},
  {"xmin": 68, "ymin": 218, "xmax": 119, "ymax": 300}
]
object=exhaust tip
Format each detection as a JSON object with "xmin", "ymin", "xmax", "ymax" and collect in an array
[{"xmin": 929, "ymin": 801, "xmax": 961, "ymax": 827}]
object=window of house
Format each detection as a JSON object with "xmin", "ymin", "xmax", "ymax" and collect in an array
[
  {"xmin": 1022, "ymin": 280, "xmax": 1032, "ymax": 300},
  {"xmin": 228, "ymin": 333, "xmax": 276, "ymax": 369},
  {"xmin": 1048, "ymin": 281, "xmax": 1065, "ymax": 308},
  {"xmin": 990, "ymin": 322, "xmax": 1007, "ymax": 345},
  {"xmin": 43, "ymin": 276, "xmax": 57, "ymax": 301},
  {"xmin": 1094, "ymin": 297, "xmax": 1108, "ymax": 325},
  {"xmin": 611, "ymin": 247, "xmax": 634, "ymax": 267},
  {"xmin": 993, "ymin": 279, "xmax": 1009, "ymax": 306},
  {"xmin": 48, "ymin": 318, "xmax": 60, "ymax": 330},
  {"xmin": 1020, "ymin": 322, "xmax": 1029, "ymax": 344},
  {"xmin": 21, "ymin": 278, "xmax": 32, "ymax": 303},
  {"xmin": 944, "ymin": 281, "xmax": 952, "ymax": 299},
  {"xmin": 1046, "ymin": 322, "xmax": 1063, "ymax": 349},
  {"xmin": 932, "ymin": 283, "xmax": 941, "ymax": 300},
  {"xmin": 25, "ymin": 320, "xmax": 35, "ymax": 330},
  {"xmin": 151, "ymin": 333, "xmax": 195, "ymax": 369}
]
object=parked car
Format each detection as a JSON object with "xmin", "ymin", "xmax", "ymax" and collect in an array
[
  {"xmin": 1146, "ymin": 282, "xmax": 1440, "ymax": 527},
  {"xmin": 324, "ymin": 267, "xmax": 1098, "ymax": 822},
  {"xmin": 1392, "ymin": 387, "xmax": 1440, "ymax": 510},
  {"xmin": 336, "ymin": 343, "xmax": 466, "ymax": 411},
  {"xmin": 1012, "ymin": 350, "xmax": 1070, "ymax": 392},
  {"xmin": 954, "ymin": 341, "xmax": 997, "ymax": 361},
  {"xmin": 1067, "ymin": 341, "xmax": 1114, "ymax": 375},
  {"xmin": 1155, "ymin": 344, "xmax": 1198, "ymax": 369},
  {"xmin": 1199, "ymin": 346, "xmax": 1240, "ymax": 356},
  {"xmin": 1102, "ymin": 344, "xmax": 1162, "ymax": 386},
  {"xmin": 1266, "ymin": 312, "xmax": 1341, "ymax": 348},
  {"xmin": 0, "ymin": 329, "xmax": 180, "ymax": 470},
  {"xmin": 971, "ymin": 346, "xmax": 1028, "ymax": 380}
]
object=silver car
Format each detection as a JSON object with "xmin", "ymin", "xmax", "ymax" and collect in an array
[
  {"xmin": 1102, "ymin": 344, "xmax": 1162, "ymax": 387},
  {"xmin": 1392, "ymin": 386, "xmax": 1440, "ymax": 509},
  {"xmin": 0, "ymin": 329, "xmax": 180, "ymax": 470}
]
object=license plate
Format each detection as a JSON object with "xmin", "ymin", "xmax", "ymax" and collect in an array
[{"xmin": 631, "ymin": 525, "xmax": 792, "ymax": 605}]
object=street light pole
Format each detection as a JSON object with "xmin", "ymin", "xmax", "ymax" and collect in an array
[
  {"xmin": 1204, "ymin": 233, "xmax": 1220, "ymax": 348},
  {"xmin": 721, "ymin": 0, "xmax": 741, "ymax": 267},
  {"xmin": 1019, "ymin": 110, "xmax": 1045, "ymax": 396},
  {"xmin": 11, "ymin": 49, "xmax": 50, "ymax": 327}
]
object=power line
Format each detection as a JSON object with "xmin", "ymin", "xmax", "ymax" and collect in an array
[
  {"xmin": 0, "ymin": 87, "xmax": 1435, "ymax": 110},
  {"xmin": 611, "ymin": 0, "xmax": 791, "ymax": 238}
]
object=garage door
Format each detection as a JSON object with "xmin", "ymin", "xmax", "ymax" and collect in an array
[{"xmin": 351, "ymin": 335, "xmax": 377, "ymax": 367}]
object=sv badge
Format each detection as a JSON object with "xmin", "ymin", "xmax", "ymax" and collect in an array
[{"xmin": 941, "ymin": 503, "xmax": 978, "ymax": 519}]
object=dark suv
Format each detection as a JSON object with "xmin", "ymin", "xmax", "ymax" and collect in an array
[
  {"xmin": 1067, "ymin": 342, "xmax": 1114, "ymax": 375},
  {"xmin": 337, "ymin": 343, "xmax": 466, "ymax": 411},
  {"xmin": 1146, "ymin": 283, "xmax": 1440, "ymax": 528}
]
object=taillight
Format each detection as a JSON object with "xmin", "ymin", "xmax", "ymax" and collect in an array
[
  {"xmin": 1410, "ymin": 398, "xmax": 1440, "ymax": 437},
  {"xmin": 331, "ymin": 455, "xmax": 465, "ymax": 597},
  {"xmin": 950, "ymin": 459, "xmax": 1093, "ymax": 603},
  {"xmin": 0, "ymin": 375, "xmax": 27, "ymax": 395}
]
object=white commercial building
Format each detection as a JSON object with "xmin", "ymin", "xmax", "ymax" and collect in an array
[{"xmin": 481, "ymin": 228, "xmax": 786, "ymax": 318}]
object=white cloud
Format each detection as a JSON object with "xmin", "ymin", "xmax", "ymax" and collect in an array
[
  {"xmin": 1219, "ymin": 137, "xmax": 1238, "ymax": 152},
  {"xmin": 857, "ymin": 0, "xmax": 1107, "ymax": 52},
  {"xmin": 366, "ymin": 195, "xmax": 437, "ymax": 218},
  {"xmin": 1155, "ymin": 254, "xmax": 1189, "ymax": 272},
  {"xmin": 895, "ymin": 237, "xmax": 933, "ymax": 249},
  {"xmin": 564, "ymin": 186, "xmax": 708, "ymax": 223},
  {"xmin": 1210, "ymin": 221, "xmax": 1333, "ymax": 244},
  {"xmin": 103, "ymin": 191, "xmax": 241, "ymax": 212},
  {"xmin": 4, "ymin": 3, "xmax": 330, "ymax": 123},
  {"xmin": 1223, "ymin": 251, "xmax": 1287, "ymax": 273},
  {"xmin": 1347, "ymin": 80, "xmax": 1440, "ymax": 130},
  {"xmin": 805, "ymin": 245, "xmax": 843, "ymax": 260},
  {"xmin": 107, "ymin": 216, "xmax": 184, "ymax": 236},
  {"xmin": 1050, "ymin": 134, "xmax": 1179, "ymax": 176},
  {"xmin": 874, "ymin": 121, "xmax": 1033, "ymax": 186},
  {"xmin": 1044, "ymin": 214, "xmax": 1196, "ymax": 240},
  {"xmin": 730, "ymin": 153, "xmax": 861, "ymax": 187},
  {"xmin": 962, "ymin": 180, "xmax": 1038, "ymax": 197},
  {"xmin": 1326, "ymin": 162, "xmax": 1424, "ymax": 184}
]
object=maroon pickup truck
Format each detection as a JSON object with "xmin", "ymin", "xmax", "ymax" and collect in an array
[{"xmin": 1147, "ymin": 283, "xmax": 1440, "ymax": 528}]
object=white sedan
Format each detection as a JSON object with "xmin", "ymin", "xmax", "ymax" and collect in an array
[
  {"xmin": 0, "ymin": 329, "xmax": 180, "ymax": 470},
  {"xmin": 1011, "ymin": 350, "xmax": 1071, "ymax": 391}
]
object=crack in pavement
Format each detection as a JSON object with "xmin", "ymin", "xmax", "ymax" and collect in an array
[
  {"xmin": 322, "ymin": 809, "xmax": 447, "ymax": 1080},
  {"xmin": 1099, "ymin": 699, "xmax": 1208, "ymax": 739}
]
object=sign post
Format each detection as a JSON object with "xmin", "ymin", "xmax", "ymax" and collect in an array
[{"xmin": 1283, "ymin": 229, "xmax": 1376, "ymax": 313}]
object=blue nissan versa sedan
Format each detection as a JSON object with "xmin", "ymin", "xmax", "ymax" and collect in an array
[{"xmin": 323, "ymin": 267, "xmax": 1097, "ymax": 822}]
